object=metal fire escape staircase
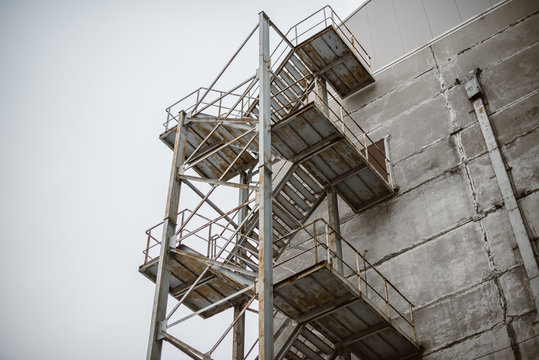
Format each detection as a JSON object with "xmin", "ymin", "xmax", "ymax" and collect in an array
[{"xmin": 140, "ymin": 6, "xmax": 420, "ymax": 360}]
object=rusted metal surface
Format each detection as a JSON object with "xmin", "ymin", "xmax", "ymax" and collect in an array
[
  {"xmin": 296, "ymin": 26, "xmax": 374, "ymax": 98},
  {"xmin": 268, "ymin": 218, "xmax": 420, "ymax": 359},
  {"xmin": 139, "ymin": 5, "xmax": 421, "ymax": 360},
  {"xmin": 140, "ymin": 245, "xmax": 255, "ymax": 319},
  {"xmin": 273, "ymin": 263, "xmax": 420, "ymax": 359},
  {"xmin": 161, "ymin": 121, "xmax": 258, "ymax": 182},
  {"xmin": 272, "ymin": 103, "xmax": 392, "ymax": 212}
]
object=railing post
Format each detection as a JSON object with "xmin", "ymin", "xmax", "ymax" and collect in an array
[
  {"xmin": 363, "ymin": 133, "xmax": 369, "ymax": 162},
  {"xmin": 410, "ymin": 303, "xmax": 416, "ymax": 342},
  {"xmin": 383, "ymin": 278, "xmax": 391, "ymax": 322},
  {"xmin": 145, "ymin": 232, "xmax": 151, "ymax": 264},
  {"xmin": 208, "ymin": 224, "xmax": 212, "ymax": 258},
  {"xmin": 355, "ymin": 252, "xmax": 362, "ymax": 295},
  {"xmin": 325, "ymin": 223, "xmax": 331, "ymax": 265},
  {"xmin": 313, "ymin": 223, "xmax": 318, "ymax": 263}
]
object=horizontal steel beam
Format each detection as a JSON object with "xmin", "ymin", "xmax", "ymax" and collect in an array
[
  {"xmin": 289, "ymin": 133, "xmax": 341, "ymax": 164},
  {"xmin": 161, "ymin": 331, "xmax": 208, "ymax": 360},
  {"xmin": 178, "ymin": 174, "xmax": 258, "ymax": 191},
  {"xmin": 168, "ymin": 285, "xmax": 254, "ymax": 328},
  {"xmin": 340, "ymin": 322, "xmax": 388, "ymax": 345}
]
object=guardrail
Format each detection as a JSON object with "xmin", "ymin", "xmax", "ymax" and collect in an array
[
  {"xmin": 142, "ymin": 202, "xmax": 259, "ymax": 270},
  {"xmin": 274, "ymin": 218, "xmax": 417, "ymax": 342},
  {"xmin": 161, "ymin": 5, "xmax": 373, "ymax": 134}
]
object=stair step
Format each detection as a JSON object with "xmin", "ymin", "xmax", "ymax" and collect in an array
[
  {"xmin": 292, "ymin": 339, "xmax": 325, "ymax": 360},
  {"xmin": 275, "ymin": 193, "xmax": 304, "ymax": 221},
  {"xmin": 300, "ymin": 327, "xmax": 333, "ymax": 355},
  {"xmin": 282, "ymin": 184, "xmax": 311, "ymax": 212}
]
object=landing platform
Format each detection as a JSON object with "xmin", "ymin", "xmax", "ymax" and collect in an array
[
  {"xmin": 274, "ymin": 262, "xmax": 421, "ymax": 360},
  {"xmin": 160, "ymin": 120, "xmax": 258, "ymax": 181},
  {"xmin": 272, "ymin": 103, "xmax": 393, "ymax": 212},
  {"xmin": 139, "ymin": 245, "xmax": 255, "ymax": 318},
  {"xmin": 296, "ymin": 26, "xmax": 374, "ymax": 98}
]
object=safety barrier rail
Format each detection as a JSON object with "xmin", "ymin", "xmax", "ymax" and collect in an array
[
  {"xmin": 274, "ymin": 218, "xmax": 417, "ymax": 342},
  {"xmin": 142, "ymin": 202, "xmax": 259, "ymax": 270},
  {"xmin": 161, "ymin": 6, "xmax": 373, "ymax": 135}
]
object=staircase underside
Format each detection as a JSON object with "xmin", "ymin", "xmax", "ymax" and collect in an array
[
  {"xmin": 296, "ymin": 26, "xmax": 374, "ymax": 98},
  {"xmin": 160, "ymin": 119, "xmax": 258, "ymax": 181},
  {"xmin": 274, "ymin": 262, "xmax": 421, "ymax": 360},
  {"xmin": 139, "ymin": 245, "xmax": 255, "ymax": 318},
  {"xmin": 272, "ymin": 103, "xmax": 393, "ymax": 212}
]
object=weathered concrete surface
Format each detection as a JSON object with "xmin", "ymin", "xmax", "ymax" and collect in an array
[
  {"xmin": 343, "ymin": 47, "xmax": 436, "ymax": 111},
  {"xmin": 489, "ymin": 90, "xmax": 539, "ymax": 146},
  {"xmin": 460, "ymin": 122, "xmax": 487, "ymax": 160},
  {"xmin": 467, "ymin": 153, "xmax": 504, "ymax": 212},
  {"xmin": 498, "ymin": 266, "xmax": 536, "ymax": 317},
  {"xmin": 414, "ymin": 280, "xmax": 504, "ymax": 351},
  {"xmin": 480, "ymin": 41, "xmax": 539, "ymax": 114},
  {"xmin": 277, "ymin": 1, "xmax": 539, "ymax": 358},
  {"xmin": 369, "ymin": 95, "xmax": 452, "ymax": 163},
  {"xmin": 502, "ymin": 128, "xmax": 539, "ymax": 197},
  {"xmin": 345, "ymin": 69, "xmax": 441, "ymax": 134},
  {"xmin": 430, "ymin": 0, "xmax": 539, "ymax": 63},
  {"xmin": 483, "ymin": 210, "xmax": 524, "ymax": 272},
  {"xmin": 391, "ymin": 137, "xmax": 460, "ymax": 193},
  {"xmin": 422, "ymin": 325, "xmax": 514, "ymax": 360},
  {"xmin": 512, "ymin": 313, "xmax": 539, "ymax": 360},
  {"xmin": 520, "ymin": 191, "xmax": 539, "ymax": 240},
  {"xmin": 446, "ymin": 83, "xmax": 478, "ymax": 129},
  {"xmin": 435, "ymin": 10, "xmax": 539, "ymax": 86},
  {"xmin": 374, "ymin": 221, "xmax": 491, "ymax": 308},
  {"xmin": 341, "ymin": 169, "xmax": 475, "ymax": 266}
]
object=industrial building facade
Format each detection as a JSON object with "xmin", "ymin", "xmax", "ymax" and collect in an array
[
  {"xmin": 334, "ymin": 0, "xmax": 539, "ymax": 358},
  {"xmin": 140, "ymin": 0, "xmax": 539, "ymax": 358}
]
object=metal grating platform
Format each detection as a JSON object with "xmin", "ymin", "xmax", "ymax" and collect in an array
[
  {"xmin": 272, "ymin": 102, "xmax": 393, "ymax": 212},
  {"xmin": 160, "ymin": 120, "xmax": 258, "ymax": 181},
  {"xmin": 274, "ymin": 262, "xmax": 421, "ymax": 360},
  {"xmin": 139, "ymin": 245, "xmax": 254, "ymax": 318},
  {"xmin": 296, "ymin": 26, "xmax": 374, "ymax": 98}
]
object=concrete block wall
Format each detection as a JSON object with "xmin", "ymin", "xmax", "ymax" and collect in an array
[{"xmin": 305, "ymin": 0, "xmax": 539, "ymax": 358}]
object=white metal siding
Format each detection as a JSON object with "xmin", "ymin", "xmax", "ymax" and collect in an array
[{"xmin": 346, "ymin": 0, "xmax": 509, "ymax": 70}]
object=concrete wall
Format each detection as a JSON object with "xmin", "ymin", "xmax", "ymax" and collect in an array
[
  {"xmin": 345, "ymin": 0, "xmax": 507, "ymax": 70},
  {"xmin": 310, "ymin": 0, "xmax": 538, "ymax": 358}
]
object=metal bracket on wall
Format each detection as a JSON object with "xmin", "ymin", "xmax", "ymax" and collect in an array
[{"xmin": 464, "ymin": 68, "xmax": 539, "ymax": 314}]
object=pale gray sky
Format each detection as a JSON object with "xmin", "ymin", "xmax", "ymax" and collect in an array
[{"xmin": 0, "ymin": 1, "xmax": 365, "ymax": 359}]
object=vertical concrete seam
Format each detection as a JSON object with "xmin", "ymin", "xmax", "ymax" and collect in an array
[
  {"xmin": 429, "ymin": 46, "xmax": 481, "ymax": 214},
  {"xmin": 492, "ymin": 273, "xmax": 523, "ymax": 360}
]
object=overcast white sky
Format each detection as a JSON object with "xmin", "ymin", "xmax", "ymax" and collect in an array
[{"xmin": 0, "ymin": 1, "xmax": 365, "ymax": 359}]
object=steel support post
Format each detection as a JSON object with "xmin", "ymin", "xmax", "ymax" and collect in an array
[
  {"xmin": 464, "ymin": 70, "xmax": 539, "ymax": 313},
  {"xmin": 233, "ymin": 172, "xmax": 249, "ymax": 360},
  {"xmin": 315, "ymin": 76, "xmax": 329, "ymax": 117},
  {"xmin": 146, "ymin": 111, "xmax": 188, "ymax": 360},
  {"xmin": 328, "ymin": 187, "xmax": 343, "ymax": 274},
  {"xmin": 258, "ymin": 11, "xmax": 274, "ymax": 360}
]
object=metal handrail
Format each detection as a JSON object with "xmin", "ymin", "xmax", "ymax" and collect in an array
[
  {"xmin": 273, "ymin": 218, "xmax": 417, "ymax": 342},
  {"xmin": 281, "ymin": 5, "xmax": 371, "ymax": 69},
  {"xmin": 161, "ymin": 5, "xmax": 373, "ymax": 135}
]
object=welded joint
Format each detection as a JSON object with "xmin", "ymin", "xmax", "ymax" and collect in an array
[{"xmin": 157, "ymin": 320, "xmax": 167, "ymax": 340}]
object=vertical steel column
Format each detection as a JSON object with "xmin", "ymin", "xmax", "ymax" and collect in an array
[
  {"xmin": 315, "ymin": 76, "xmax": 329, "ymax": 117},
  {"xmin": 328, "ymin": 187, "xmax": 343, "ymax": 274},
  {"xmin": 258, "ymin": 11, "xmax": 274, "ymax": 360},
  {"xmin": 147, "ymin": 111, "xmax": 188, "ymax": 360},
  {"xmin": 233, "ymin": 172, "xmax": 249, "ymax": 360}
]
